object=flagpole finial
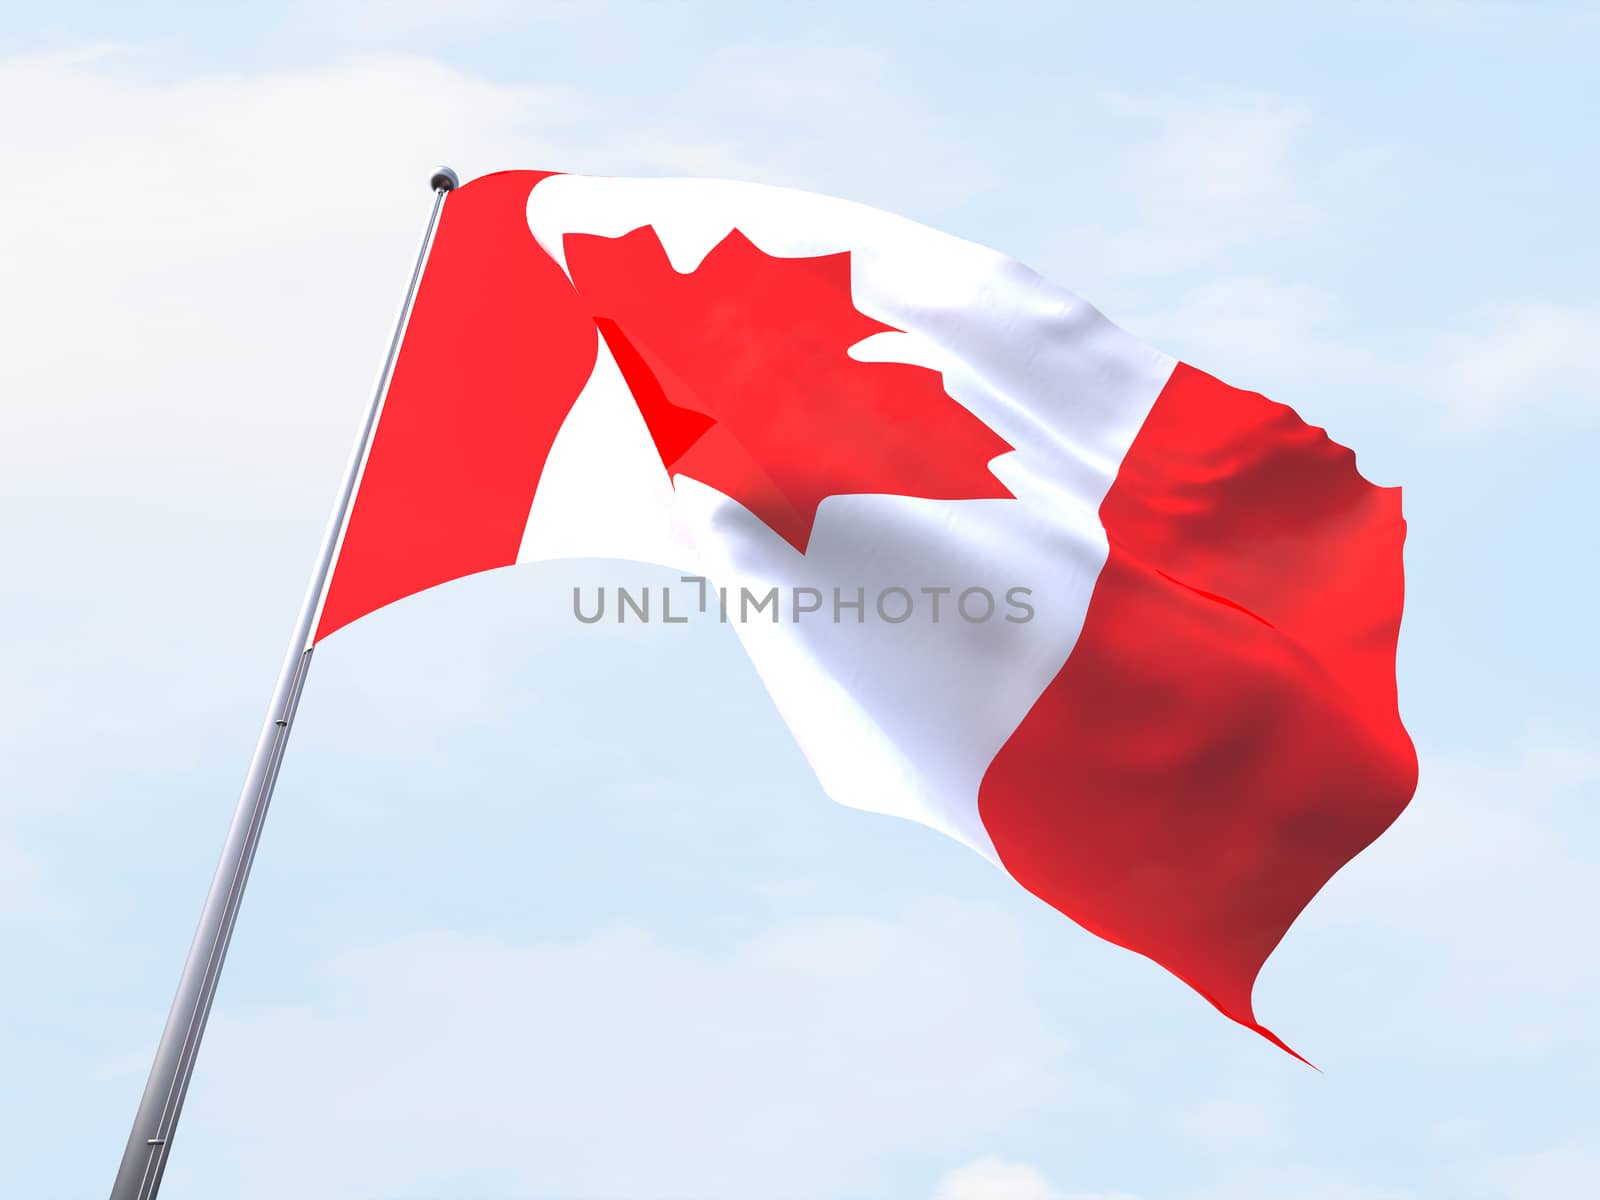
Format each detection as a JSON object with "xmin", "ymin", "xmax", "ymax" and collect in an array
[{"xmin": 430, "ymin": 165, "xmax": 460, "ymax": 193}]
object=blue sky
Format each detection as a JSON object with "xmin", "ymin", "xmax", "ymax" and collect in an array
[{"xmin": 1, "ymin": 2, "xmax": 1597, "ymax": 1197}]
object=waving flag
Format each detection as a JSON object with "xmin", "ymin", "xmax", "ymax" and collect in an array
[{"xmin": 314, "ymin": 170, "xmax": 1416, "ymax": 1054}]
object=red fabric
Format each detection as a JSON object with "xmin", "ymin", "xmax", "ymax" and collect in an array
[
  {"xmin": 978, "ymin": 363, "xmax": 1416, "ymax": 1057},
  {"xmin": 563, "ymin": 227, "xmax": 1014, "ymax": 553},
  {"xmin": 315, "ymin": 171, "xmax": 596, "ymax": 641}
]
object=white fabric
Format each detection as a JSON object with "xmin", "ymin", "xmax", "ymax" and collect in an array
[{"xmin": 518, "ymin": 175, "xmax": 1175, "ymax": 859}]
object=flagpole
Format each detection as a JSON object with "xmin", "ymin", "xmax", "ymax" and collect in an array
[{"xmin": 107, "ymin": 165, "xmax": 460, "ymax": 1200}]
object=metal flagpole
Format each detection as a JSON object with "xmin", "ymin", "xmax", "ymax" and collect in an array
[{"xmin": 108, "ymin": 165, "xmax": 461, "ymax": 1200}]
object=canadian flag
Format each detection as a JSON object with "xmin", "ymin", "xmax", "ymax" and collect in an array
[{"xmin": 314, "ymin": 170, "xmax": 1416, "ymax": 1056}]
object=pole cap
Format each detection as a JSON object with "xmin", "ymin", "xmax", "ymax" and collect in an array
[{"xmin": 430, "ymin": 166, "xmax": 460, "ymax": 193}]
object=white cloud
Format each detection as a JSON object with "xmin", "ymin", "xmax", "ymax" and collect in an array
[
  {"xmin": 1125, "ymin": 279, "xmax": 1598, "ymax": 442},
  {"xmin": 0, "ymin": 50, "xmax": 574, "ymax": 489},
  {"xmin": 1188, "ymin": 1167, "xmax": 1417, "ymax": 1200},
  {"xmin": 167, "ymin": 903, "xmax": 1066, "ymax": 1200},
  {"xmin": 1090, "ymin": 98, "xmax": 1314, "ymax": 277},
  {"xmin": 932, "ymin": 1155, "xmax": 1139, "ymax": 1200},
  {"xmin": 1492, "ymin": 1144, "xmax": 1600, "ymax": 1199},
  {"xmin": 932, "ymin": 1158, "xmax": 1425, "ymax": 1200},
  {"xmin": 1419, "ymin": 301, "xmax": 1600, "ymax": 430},
  {"xmin": 673, "ymin": 44, "xmax": 986, "ymax": 212},
  {"xmin": 1520, "ymin": 737, "xmax": 1600, "ymax": 785},
  {"xmin": 1115, "ymin": 274, "xmax": 1416, "ymax": 476},
  {"xmin": 0, "ymin": 44, "xmax": 982, "ymax": 492},
  {"xmin": 1127, "ymin": 275, "xmax": 1368, "ymax": 384},
  {"xmin": 935, "ymin": 1157, "xmax": 1062, "ymax": 1200},
  {"xmin": 1177, "ymin": 1094, "xmax": 1281, "ymax": 1149},
  {"xmin": 0, "ymin": 837, "xmax": 47, "ymax": 920},
  {"xmin": 1397, "ymin": 0, "xmax": 1598, "ymax": 30},
  {"xmin": 1261, "ymin": 735, "xmax": 1600, "ymax": 1057},
  {"xmin": 0, "ymin": 50, "xmax": 593, "ymax": 802},
  {"xmin": 285, "ymin": 0, "xmax": 584, "ymax": 43},
  {"xmin": 1063, "ymin": 94, "xmax": 1599, "ymax": 440}
]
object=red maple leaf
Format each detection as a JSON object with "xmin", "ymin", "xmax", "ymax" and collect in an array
[{"xmin": 563, "ymin": 226, "xmax": 1016, "ymax": 553}]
